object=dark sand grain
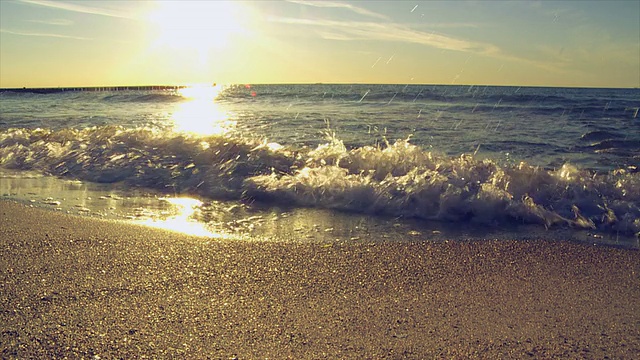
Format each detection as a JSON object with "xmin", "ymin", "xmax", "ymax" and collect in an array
[{"xmin": 1, "ymin": 201, "xmax": 639, "ymax": 359}]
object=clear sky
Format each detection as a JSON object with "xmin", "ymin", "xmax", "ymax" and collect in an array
[{"xmin": 1, "ymin": 0, "xmax": 638, "ymax": 88}]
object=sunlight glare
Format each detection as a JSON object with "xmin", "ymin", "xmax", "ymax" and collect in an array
[
  {"xmin": 134, "ymin": 197, "xmax": 233, "ymax": 238},
  {"xmin": 172, "ymin": 84, "xmax": 236, "ymax": 136}
]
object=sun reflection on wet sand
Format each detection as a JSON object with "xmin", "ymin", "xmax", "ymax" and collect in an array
[
  {"xmin": 133, "ymin": 197, "xmax": 234, "ymax": 238},
  {"xmin": 172, "ymin": 84, "xmax": 236, "ymax": 136}
]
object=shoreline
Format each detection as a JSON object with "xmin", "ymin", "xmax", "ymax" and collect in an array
[{"xmin": 1, "ymin": 200, "xmax": 639, "ymax": 358}]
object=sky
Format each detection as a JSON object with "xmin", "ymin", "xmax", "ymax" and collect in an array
[{"xmin": 0, "ymin": 0, "xmax": 638, "ymax": 88}]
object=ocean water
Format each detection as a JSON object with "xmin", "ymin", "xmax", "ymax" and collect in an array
[{"xmin": 1, "ymin": 84, "xmax": 639, "ymax": 247}]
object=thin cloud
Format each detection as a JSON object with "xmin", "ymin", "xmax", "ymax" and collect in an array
[
  {"xmin": 273, "ymin": 1, "xmax": 493, "ymax": 53},
  {"xmin": 0, "ymin": 28, "xmax": 90, "ymax": 40},
  {"xmin": 271, "ymin": 16, "xmax": 568, "ymax": 73},
  {"xmin": 415, "ymin": 22, "xmax": 482, "ymax": 29},
  {"xmin": 277, "ymin": 1, "xmax": 568, "ymax": 72},
  {"xmin": 19, "ymin": 0, "xmax": 135, "ymax": 20},
  {"xmin": 272, "ymin": 17, "xmax": 498, "ymax": 54},
  {"xmin": 287, "ymin": 0, "xmax": 390, "ymax": 20},
  {"xmin": 27, "ymin": 19, "xmax": 74, "ymax": 26},
  {"xmin": 315, "ymin": 30, "xmax": 358, "ymax": 41}
]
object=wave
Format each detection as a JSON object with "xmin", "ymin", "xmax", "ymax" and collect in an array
[
  {"xmin": 587, "ymin": 139, "xmax": 640, "ymax": 151},
  {"xmin": 0, "ymin": 88, "xmax": 187, "ymax": 103},
  {"xmin": 100, "ymin": 92, "xmax": 184, "ymax": 103},
  {"xmin": 1, "ymin": 126, "xmax": 639, "ymax": 237},
  {"xmin": 580, "ymin": 130, "xmax": 623, "ymax": 142},
  {"xmin": 576, "ymin": 135, "xmax": 640, "ymax": 158}
]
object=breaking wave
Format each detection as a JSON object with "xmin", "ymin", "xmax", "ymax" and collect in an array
[{"xmin": 1, "ymin": 126, "xmax": 639, "ymax": 237}]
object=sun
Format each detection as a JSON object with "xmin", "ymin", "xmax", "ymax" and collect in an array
[{"xmin": 147, "ymin": 1, "xmax": 247, "ymax": 62}]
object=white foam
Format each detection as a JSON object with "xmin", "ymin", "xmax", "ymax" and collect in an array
[{"xmin": 1, "ymin": 126, "xmax": 639, "ymax": 238}]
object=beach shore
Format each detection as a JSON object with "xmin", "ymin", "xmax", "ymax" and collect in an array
[{"xmin": 1, "ymin": 200, "xmax": 639, "ymax": 359}]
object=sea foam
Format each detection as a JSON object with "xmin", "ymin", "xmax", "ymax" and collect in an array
[{"xmin": 1, "ymin": 126, "xmax": 638, "ymax": 237}]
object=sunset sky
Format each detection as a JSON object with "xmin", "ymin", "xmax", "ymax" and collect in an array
[{"xmin": 1, "ymin": 0, "xmax": 638, "ymax": 88}]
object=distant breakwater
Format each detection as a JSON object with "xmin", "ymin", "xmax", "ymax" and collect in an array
[{"xmin": 0, "ymin": 85, "xmax": 187, "ymax": 94}]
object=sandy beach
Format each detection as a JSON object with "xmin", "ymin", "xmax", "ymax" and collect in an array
[{"xmin": 1, "ymin": 200, "xmax": 639, "ymax": 359}]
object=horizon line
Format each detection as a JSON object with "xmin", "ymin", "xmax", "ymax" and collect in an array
[{"xmin": 1, "ymin": 82, "xmax": 639, "ymax": 91}]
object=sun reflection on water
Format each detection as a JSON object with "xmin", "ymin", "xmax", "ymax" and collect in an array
[
  {"xmin": 172, "ymin": 84, "xmax": 236, "ymax": 136},
  {"xmin": 134, "ymin": 197, "xmax": 233, "ymax": 238}
]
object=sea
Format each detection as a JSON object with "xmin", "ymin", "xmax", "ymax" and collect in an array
[{"xmin": 1, "ymin": 84, "xmax": 639, "ymax": 248}]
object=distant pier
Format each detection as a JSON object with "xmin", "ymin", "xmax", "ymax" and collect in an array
[{"xmin": 0, "ymin": 85, "xmax": 187, "ymax": 94}]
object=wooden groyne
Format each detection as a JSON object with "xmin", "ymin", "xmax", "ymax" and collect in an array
[{"xmin": 0, "ymin": 85, "xmax": 187, "ymax": 94}]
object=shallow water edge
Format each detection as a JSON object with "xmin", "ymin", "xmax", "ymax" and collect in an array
[{"xmin": 2, "ymin": 170, "xmax": 637, "ymax": 250}]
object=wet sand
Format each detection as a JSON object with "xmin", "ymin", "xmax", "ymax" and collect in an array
[{"xmin": 1, "ymin": 200, "xmax": 639, "ymax": 359}]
